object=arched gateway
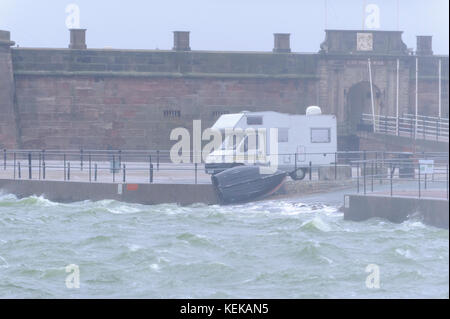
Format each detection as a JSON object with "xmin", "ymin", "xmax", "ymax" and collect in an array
[{"xmin": 345, "ymin": 81, "xmax": 383, "ymax": 133}]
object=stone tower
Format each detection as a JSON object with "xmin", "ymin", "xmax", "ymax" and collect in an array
[{"xmin": 0, "ymin": 30, "xmax": 18, "ymax": 148}]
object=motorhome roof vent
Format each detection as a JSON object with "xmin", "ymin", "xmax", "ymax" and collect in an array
[{"xmin": 306, "ymin": 106, "xmax": 322, "ymax": 116}]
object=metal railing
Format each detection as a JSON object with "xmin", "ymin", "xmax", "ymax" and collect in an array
[
  {"xmin": 360, "ymin": 113, "xmax": 449, "ymax": 142},
  {"xmin": 350, "ymin": 153, "xmax": 449, "ymax": 200},
  {"xmin": 0, "ymin": 149, "xmax": 448, "ymax": 186}
]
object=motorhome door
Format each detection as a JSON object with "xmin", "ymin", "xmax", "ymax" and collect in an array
[{"xmin": 296, "ymin": 145, "xmax": 306, "ymax": 162}]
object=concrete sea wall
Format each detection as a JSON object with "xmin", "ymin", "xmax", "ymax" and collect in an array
[
  {"xmin": 344, "ymin": 194, "xmax": 449, "ymax": 229},
  {"xmin": 0, "ymin": 179, "xmax": 218, "ymax": 205}
]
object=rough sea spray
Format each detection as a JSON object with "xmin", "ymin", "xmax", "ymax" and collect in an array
[{"xmin": 0, "ymin": 190, "xmax": 448, "ymax": 298}]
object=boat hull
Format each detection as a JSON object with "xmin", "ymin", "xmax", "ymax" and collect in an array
[{"xmin": 211, "ymin": 165, "xmax": 287, "ymax": 204}]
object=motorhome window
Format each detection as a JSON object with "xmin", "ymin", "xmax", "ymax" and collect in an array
[
  {"xmin": 311, "ymin": 128, "xmax": 331, "ymax": 143},
  {"xmin": 278, "ymin": 128, "xmax": 289, "ymax": 143},
  {"xmin": 246, "ymin": 116, "xmax": 263, "ymax": 125},
  {"xmin": 243, "ymin": 136, "xmax": 248, "ymax": 152},
  {"xmin": 243, "ymin": 134, "xmax": 259, "ymax": 152}
]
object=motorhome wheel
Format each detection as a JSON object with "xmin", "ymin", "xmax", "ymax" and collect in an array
[{"xmin": 290, "ymin": 168, "xmax": 306, "ymax": 181}]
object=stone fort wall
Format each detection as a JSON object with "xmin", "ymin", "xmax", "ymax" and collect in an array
[{"xmin": 0, "ymin": 29, "xmax": 448, "ymax": 151}]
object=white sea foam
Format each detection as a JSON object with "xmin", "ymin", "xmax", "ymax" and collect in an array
[
  {"xmin": 107, "ymin": 205, "xmax": 142, "ymax": 215},
  {"xmin": 0, "ymin": 193, "xmax": 17, "ymax": 201},
  {"xmin": 128, "ymin": 244, "xmax": 143, "ymax": 252},
  {"xmin": 150, "ymin": 263, "xmax": 160, "ymax": 271},
  {"xmin": 395, "ymin": 248, "xmax": 414, "ymax": 259},
  {"xmin": 0, "ymin": 255, "xmax": 9, "ymax": 268}
]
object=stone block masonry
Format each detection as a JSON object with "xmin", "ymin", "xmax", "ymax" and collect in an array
[
  {"xmin": 0, "ymin": 31, "xmax": 19, "ymax": 148},
  {"xmin": 0, "ymin": 29, "xmax": 448, "ymax": 151}
]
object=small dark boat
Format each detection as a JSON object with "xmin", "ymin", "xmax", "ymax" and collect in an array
[{"xmin": 211, "ymin": 165, "xmax": 287, "ymax": 204}]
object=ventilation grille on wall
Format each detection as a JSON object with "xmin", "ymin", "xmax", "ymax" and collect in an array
[
  {"xmin": 212, "ymin": 110, "xmax": 229, "ymax": 117},
  {"xmin": 163, "ymin": 110, "xmax": 181, "ymax": 118}
]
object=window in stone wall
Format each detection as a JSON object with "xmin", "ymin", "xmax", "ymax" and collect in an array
[{"xmin": 163, "ymin": 110, "xmax": 181, "ymax": 118}]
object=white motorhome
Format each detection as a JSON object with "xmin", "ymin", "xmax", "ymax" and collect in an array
[{"xmin": 204, "ymin": 106, "xmax": 337, "ymax": 180}]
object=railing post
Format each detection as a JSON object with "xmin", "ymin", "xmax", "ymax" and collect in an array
[
  {"xmin": 43, "ymin": 161, "xmax": 46, "ymax": 180},
  {"xmin": 3, "ymin": 149, "xmax": 6, "ymax": 170},
  {"xmin": 390, "ymin": 163, "xmax": 393, "ymax": 196},
  {"xmin": 371, "ymin": 160, "xmax": 374, "ymax": 192},
  {"xmin": 112, "ymin": 155, "xmax": 116, "ymax": 182},
  {"xmin": 149, "ymin": 155, "xmax": 152, "ymax": 183},
  {"xmin": 422, "ymin": 119, "xmax": 425, "ymax": 139},
  {"xmin": 363, "ymin": 160, "xmax": 366, "ymax": 195},
  {"xmin": 309, "ymin": 161, "xmax": 312, "ymax": 180},
  {"xmin": 123, "ymin": 164, "xmax": 126, "ymax": 183},
  {"xmin": 89, "ymin": 153, "xmax": 92, "ymax": 182},
  {"xmin": 18, "ymin": 161, "xmax": 21, "ymax": 179},
  {"xmin": 150, "ymin": 163, "xmax": 154, "ymax": 183},
  {"xmin": 446, "ymin": 164, "xmax": 448, "ymax": 200},
  {"xmin": 38, "ymin": 152, "xmax": 41, "ymax": 180},
  {"xmin": 13, "ymin": 152, "xmax": 16, "ymax": 179},
  {"xmin": 157, "ymin": 150, "xmax": 160, "ymax": 171},
  {"xmin": 410, "ymin": 119, "xmax": 413, "ymax": 139},
  {"xmin": 28, "ymin": 152, "xmax": 32, "ymax": 180},
  {"xmin": 357, "ymin": 162, "xmax": 360, "ymax": 193},
  {"xmin": 67, "ymin": 162, "xmax": 71, "ymax": 181},
  {"xmin": 375, "ymin": 152, "xmax": 378, "ymax": 183},
  {"xmin": 80, "ymin": 148, "xmax": 83, "ymax": 171},
  {"xmin": 334, "ymin": 152, "xmax": 337, "ymax": 180},
  {"xmin": 418, "ymin": 164, "xmax": 421, "ymax": 199},
  {"xmin": 363, "ymin": 150, "xmax": 367, "ymax": 188},
  {"xmin": 64, "ymin": 154, "xmax": 66, "ymax": 181},
  {"xmin": 195, "ymin": 163, "xmax": 198, "ymax": 184},
  {"xmin": 94, "ymin": 163, "xmax": 98, "ymax": 182},
  {"xmin": 436, "ymin": 119, "xmax": 439, "ymax": 141},
  {"xmin": 425, "ymin": 173, "xmax": 427, "ymax": 190}
]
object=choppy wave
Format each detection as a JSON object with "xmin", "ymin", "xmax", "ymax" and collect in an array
[
  {"xmin": 300, "ymin": 217, "xmax": 332, "ymax": 232},
  {"xmin": 0, "ymin": 193, "xmax": 448, "ymax": 298}
]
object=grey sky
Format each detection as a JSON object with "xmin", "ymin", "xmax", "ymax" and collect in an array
[{"xmin": 0, "ymin": 0, "xmax": 448, "ymax": 54}]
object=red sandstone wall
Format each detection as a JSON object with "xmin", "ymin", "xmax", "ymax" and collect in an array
[
  {"xmin": 0, "ymin": 44, "xmax": 18, "ymax": 148},
  {"xmin": 408, "ymin": 79, "xmax": 450, "ymax": 118},
  {"xmin": 15, "ymin": 75, "xmax": 317, "ymax": 150}
]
